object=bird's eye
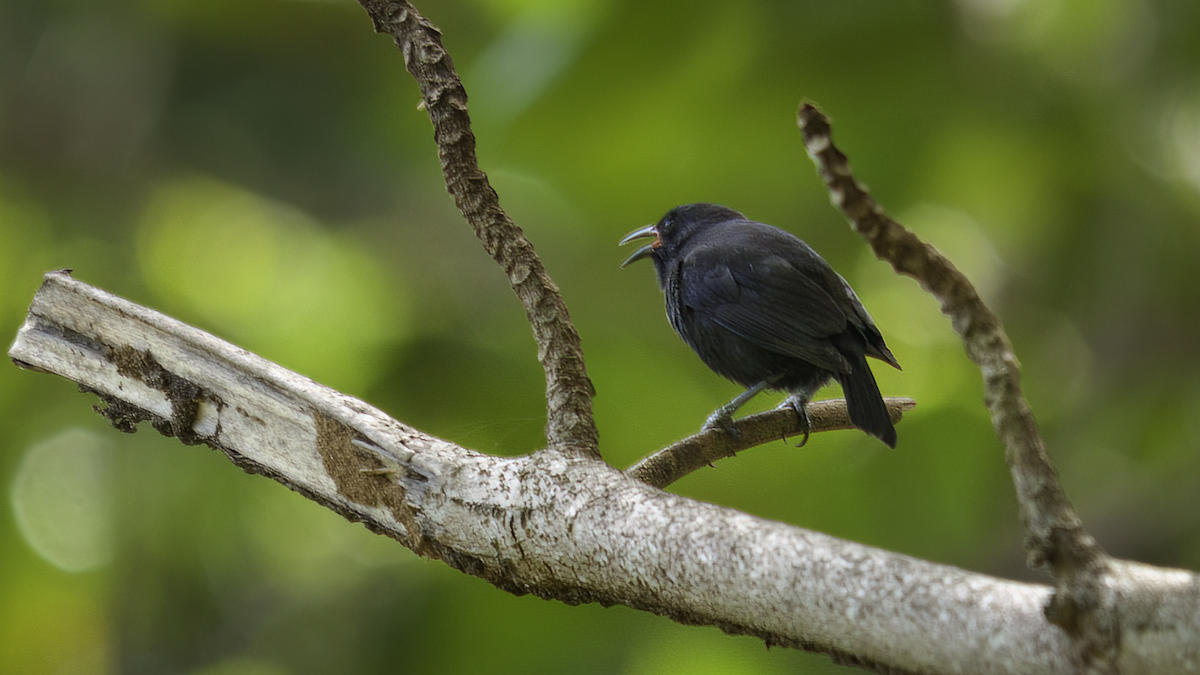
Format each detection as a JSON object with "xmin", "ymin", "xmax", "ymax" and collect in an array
[{"xmin": 656, "ymin": 218, "xmax": 672, "ymax": 243}]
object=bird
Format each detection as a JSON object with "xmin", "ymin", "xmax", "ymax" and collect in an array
[{"xmin": 620, "ymin": 203, "xmax": 901, "ymax": 447}]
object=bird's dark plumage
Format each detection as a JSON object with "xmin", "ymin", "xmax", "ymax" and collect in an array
[{"xmin": 621, "ymin": 203, "xmax": 901, "ymax": 447}]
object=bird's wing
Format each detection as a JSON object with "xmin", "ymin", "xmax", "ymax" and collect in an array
[
  {"xmin": 835, "ymin": 273, "xmax": 901, "ymax": 370},
  {"xmin": 680, "ymin": 245, "xmax": 853, "ymax": 373}
]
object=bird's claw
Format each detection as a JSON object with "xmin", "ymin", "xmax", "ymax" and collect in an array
[
  {"xmin": 702, "ymin": 409, "xmax": 741, "ymax": 439},
  {"xmin": 780, "ymin": 396, "xmax": 812, "ymax": 447}
]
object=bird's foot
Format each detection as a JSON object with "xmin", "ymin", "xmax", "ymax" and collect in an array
[
  {"xmin": 779, "ymin": 396, "xmax": 812, "ymax": 447},
  {"xmin": 701, "ymin": 381, "xmax": 771, "ymax": 439},
  {"xmin": 702, "ymin": 408, "xmax": 741, "ymax": 439}
]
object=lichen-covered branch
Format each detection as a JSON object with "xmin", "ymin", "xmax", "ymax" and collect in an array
[
  {"xmin": 357, "ymin": 0, "xmax": 598, "ymax": 459},
  {"xmin": 2, "ymin": 271, "xmax": 1103, "ymax": 673},
  {"xmin": 796, "ymin": 102, "xmax": 1117, "ymax": 667},
  {"xmin": 11, "ymin": 272, "xmax": 1200, "ymax": 674}
]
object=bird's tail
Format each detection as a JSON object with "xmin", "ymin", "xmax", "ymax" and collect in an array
[{"xmin": 835, "ymin": 357, "xmax": 896, "ymax": 448}]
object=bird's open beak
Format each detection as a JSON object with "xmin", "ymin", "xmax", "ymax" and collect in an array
[{"xmin": 619, "ymin": 224, "xmax": 660, "ymax": 268}]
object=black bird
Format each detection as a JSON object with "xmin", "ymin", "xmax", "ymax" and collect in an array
[{"xmin": 620, "ymin": 203, "xmax": 901, "ymax": 447}]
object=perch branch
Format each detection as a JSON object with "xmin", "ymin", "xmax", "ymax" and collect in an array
[
  {"xmin": 797, "ymin": 102, "xmax": 1116, "ymax": 666},
  {"xmin": 625, "ymin": 397, "xmax": 915, "ymax": 489},
  {"xmin": 357, "ymin": 0, "xmax": 598, "ymax": 459}
]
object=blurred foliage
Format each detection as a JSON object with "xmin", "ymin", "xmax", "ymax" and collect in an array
[{"xmin": 3, "ymin": 0, "xmax": 1200, "ymax": 673}]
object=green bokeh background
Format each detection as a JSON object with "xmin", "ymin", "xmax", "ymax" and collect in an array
[{"xmin": 3, "ymin": 0, "xmax": 1200, "ymax": 673}]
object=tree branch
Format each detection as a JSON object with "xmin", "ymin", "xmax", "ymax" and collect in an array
[
  {"xmin": 796, "ymin": 102, "xmax": 1118, "ymax": 666},
  {"xmin": 10, "ymin": 272, "xmax": 1200, "ymax": 674},
  {"xmin": 358, "ymin": 0, "xmax": 598, "ymax": 459},
  {"xmin": 624, "ymin": 397, "xmax": 916, "ymax": 489}
]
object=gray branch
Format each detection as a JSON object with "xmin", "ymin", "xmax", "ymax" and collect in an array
[{"xmin": 9, "ymin": 272, "xmax": 1200, "ymax": 674}]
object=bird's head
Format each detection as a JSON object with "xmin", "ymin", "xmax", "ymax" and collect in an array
[{"xmin": 619, "ymin": 203, "xmax": 745, "ymax": 268}]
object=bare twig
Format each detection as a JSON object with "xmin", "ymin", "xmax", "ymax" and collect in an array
[
  {"xmin": 357, "ymin": 0, "xmax": 598, "ymax": 459},
  {"xmin": 797, "ymin": 102, "xmax": 1116, "ymax": 666},
  {"xmin": 625, "ymin": 397, "xmax": 915, "ymax": 489}
]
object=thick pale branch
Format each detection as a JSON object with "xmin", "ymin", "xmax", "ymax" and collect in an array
[
  {"xmin": 357, "ymin": 0, "xmax": 598, "ymax": 459},
  {"xmin": 796, "ymin": 103, "xmax": 1117, "ymax": 665},
  {"xmin": 625, "ymin": 397, "xmax": 915, "ymax": 489},
  {"xmin": 0, "ymin": 272, "xmax": 1081, "ymax": 672},
  {"xmin": 11, "ymin": 272, "xmax": 1200, "ymax": 674}
]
